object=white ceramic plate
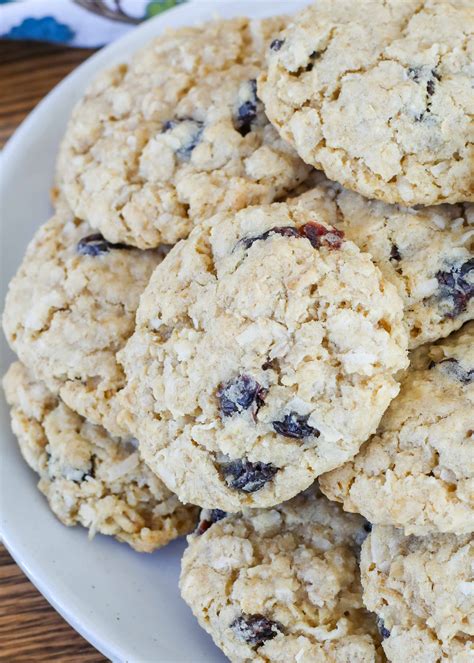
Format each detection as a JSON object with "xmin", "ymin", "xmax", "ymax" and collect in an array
[{"xmin": 0, "ymin": 1, "xmax": 312, "ymax": 661}]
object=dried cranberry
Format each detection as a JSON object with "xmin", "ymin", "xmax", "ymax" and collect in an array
[
  {"xmin": 436, "ymin": 358, "xmax": 473, "ymax": 385},
  {"xmin": 81, "ymin": 468, "xmax": 95, "ymax": 482},
  {"xmin": 436, "ymin": 259, "xmax": 473, "ymax": 318},
  {"xmin": 354, "ymin": 520, "xmax": 373, "ymax": 549},
  {"xmin": 195, "ymin": 509, "xmax": 227, "ymax": 535},
  {"xmin": 240, "ymin": 226, "xmax": 300, "ymax": 250},
  {"xmin": 240, "ymin": 222, "xmax": 343, "ymax": 253},
  {"xmin": 262, "ymin": 358, "xmax": 278, "ymax": 371},
  {"xmin": 231, "ymin": 614, "xmax": 283, "ymax": 647},
  {"xmin": 295, "ymin": 51, "xmax": 320, "ymax": 74},
  {"xmin": 235, "ymin": 79, "xmax": 259, "ymax": 137},
  {"xmin": 76, "ymin": 234, "xmax": 131, "ymax": 256},
  {"xmin": 162, "ymin": 120, "xmax": 175, "ymax": 132},
  {"xmin": 304, "ymin": 51, "xmax": 320, "ymax": 72},
  {"xmin": 222, "ymin": 459, "xmax": 277, "ymax": 493},
  {"xmin": 428, "ymin": 69, "xmax": 441, "ymax": 95},
  {"xmin": 408, "ymin": 66, "xmax": 440, "ymax": 88},
  {"xmin": 81, "ymin": 455, "xmax": 96, "ymax": 481},
  {"xmin": 161, "ymin": 117, "xmax": 204, "ymax": 159},
  {"xmin": 270, "ymin": 38, "xmax": 285, "ymax": 51},
  {"xmin": 376, "ymin": 617, "xmax": 390, "ymax": 640},
  {"xmin": 426, "ymin": 79, "xmax": 436, "ymax": 96},
  {"xmin": 407, "ymin": 66, "xmax": 423, "ymax": 83},
  {"xmin": 272, "ymin": 412, "xmax": 319, "ymax": 439},
  {"xmin": 390, "ymin": 244, "xmax": 401, "ymax": 262},
  {"xmin": 299, "ymin": 222, "xmax": 344, "ymax": 249},
  {"xmin": 217, "ymin": 375, "xmax": 266, "ymax": 417},
  {"xmin": 407, "ymin": 67, "xmax": 441, "ymax": 120}
]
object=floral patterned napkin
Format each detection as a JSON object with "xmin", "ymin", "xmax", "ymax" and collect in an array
[{"xmin": 0, "ymin": 0, "xmax": 187, "ymax": 47}]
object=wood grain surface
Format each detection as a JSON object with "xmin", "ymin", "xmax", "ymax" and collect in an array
[
  {"xmin": 0, "ymin": 39, "xmax": 107, "ymax": 662},
  {"xmin": 0, "ymin": 41, "xmax": 95, "ymax": 148}
]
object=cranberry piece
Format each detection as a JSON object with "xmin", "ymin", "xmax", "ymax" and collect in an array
[
  {"xmin": 195, "ymin": 509, "xmax": 227, "ymax": 535},
  {"xmin": 270, "ymin": 38, "xmax": 285, "ymax": 51},
  {"xmin": 299, "ymin": 222, "xmax": 344, "ymax": 249},
  {"xmin": 217, "ymin": 375, "xmax": 266, "ymax": 417},
  {"xmin": 235, "ymin": 79, "xmax": 259, "ymax": 137},
  {"xmin": 354, "ymin": 520, "xmax": 373, "ymax": 549},
  {"xmin": 262, "ymin": 358, "xmax": 278, "ymax": 371},
  {"xmin": 161, "ymin": 118, "xmax": 204, "ymax": 159},
  {"xmin": 376, "ymin": 618, "xmax": 391, "ymax": 640},
  {"xmin": 390, "ymin": 244, "xmax": 401, "ymax": 262},
  {"xmin": 407, "ymin": 67, "xmax": 441, "ymax": 120},
  {"xmin": 436, "ymin": 259, "xmax": 473, "ymax": 318},
  {"xmin": 436, "ymin": 358, "xmax": 473, "ymax": 385},
  {"xmin": 239, "ymin": 222, "xmax": 343, "ymax": 253},
  {"xmin": 240, "ymin": 226, "xmax": 300, "ymax": 250},
  {"xmin": 426, "ymin": 79, "xmax": 436, "ymax": 96},
  {"xmin": 76, "ymin": 233, "xmax": 131, "ymax": 256},
  {"xmin": 303, "ymin": 51, "xmax": 320, "ymax": 72},
  {"xmin": 407, "ymin": 66, "xmax": 423, "ymax": 83},
  {"xmin": 408, "ymin": 66, "xmax": 440, "ymax": 91},
  {"xmin": 272, "ymin": 412, "xmax": 319, "ymax": 439},
  {"xmin": 222, "ymin": 459, "xmax": 277, "ymax": 493},
  {"xmin": 231, "ymin": 614, "xmax": 283, "ymax": 647}
]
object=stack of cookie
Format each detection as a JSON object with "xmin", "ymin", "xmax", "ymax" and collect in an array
[{"xmin": 2, "ymin": 2, "xmax": 473, "ymax": 661}]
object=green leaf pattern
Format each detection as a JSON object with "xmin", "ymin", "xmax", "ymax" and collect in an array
[{"xmin": 147, "ymin": 0, "xmax": 187, "ymax": 18}]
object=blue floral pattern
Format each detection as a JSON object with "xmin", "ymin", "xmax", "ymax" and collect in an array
[
  {"xmin": 6, "ymin": 16, "xmax": 75, "ymax": 43},
  {"xmin": 0, "ymin": 0, "xmax": 189, "ymax": 47}
]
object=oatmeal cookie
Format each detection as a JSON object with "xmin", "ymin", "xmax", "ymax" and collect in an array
[
  {"xmin": 3, "ymin": 362, "xmax": 197, "ymax": 552},
  {"xmin": 291, "ymin": 172, "xmax": 473, "ymax": 348},
  {"xmin": 320, "ymin": 323, "xmax": 474, "ymax": 536},
  {"xmin": 118, "ymin": 201, "xmax": 408, "ymax": 511},
  {"xmin": 181, "ymin": 486, "xmax": 382, "ymax": 663},
  {"xmin": 57, "ymin": 17, "xmax": 310, "ymax": 249},
  {"xmin": 2, "ymin": 198, "xmax": 163, "ymax": 435},
  {"xmin": 259, "ymin": 0, "xmax": 474, "ymax": 206},
  {"xmin": 360, "ymin": 524, "xmax": 473, "ymax": 662}
]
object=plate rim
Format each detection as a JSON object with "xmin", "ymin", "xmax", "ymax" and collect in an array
[{"xmin": 1, "ymin": 534, "xmax": 123, "ymax": 661}]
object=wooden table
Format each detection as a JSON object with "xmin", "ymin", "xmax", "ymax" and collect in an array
[{"xmin": 0, "ymin": 40, "xmax": 107, "ymax": 662}]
